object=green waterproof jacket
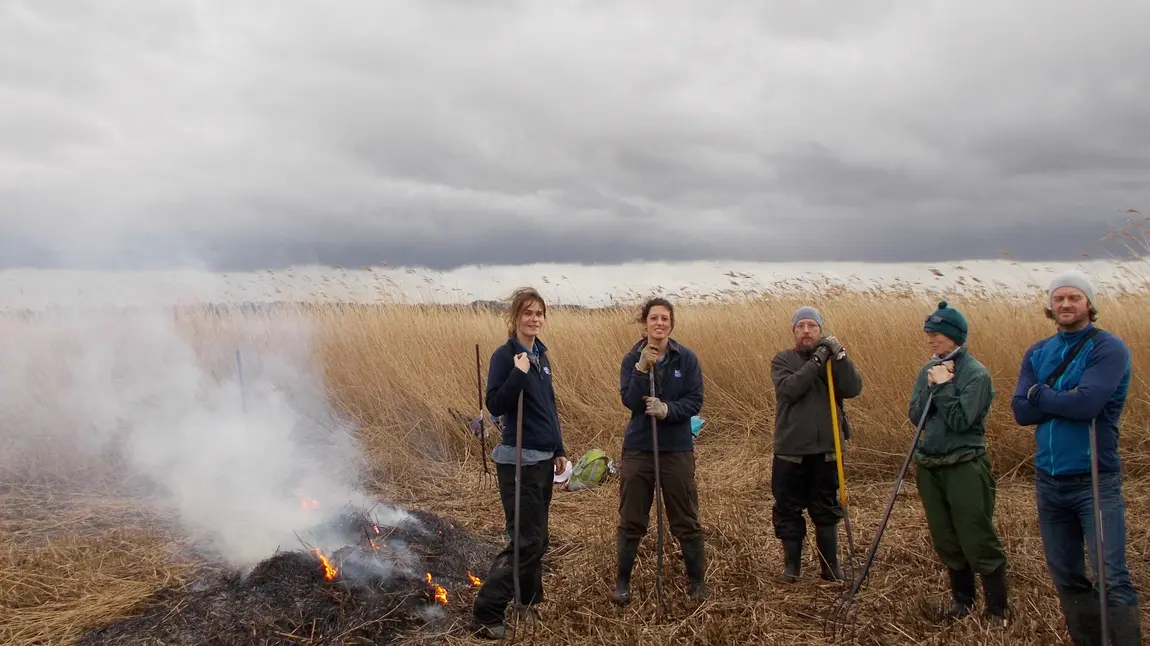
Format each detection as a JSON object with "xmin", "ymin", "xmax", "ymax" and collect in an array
[{"xmin": 907, "ymin": 347, "xmax": 995, "ymax": 468}]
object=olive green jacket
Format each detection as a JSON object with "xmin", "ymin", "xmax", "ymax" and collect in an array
[{"xmin": 907, "ymin": 347, "xmax": 995, "ymax": 468}]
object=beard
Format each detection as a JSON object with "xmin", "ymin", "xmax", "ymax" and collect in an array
[{"xmin": 1057, "ymin": 309, "xmax": 1089, "ymax": 328}]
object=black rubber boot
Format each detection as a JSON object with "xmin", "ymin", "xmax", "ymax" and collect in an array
[
  {"xmin": 1059, "ymin": 591, "xmax": 1103, "ymax": 646},
  {"xmin": 1109, "ymin": 603, "xmax": 1143, "ymax": 646},
  {"xmin": 815, "ymin": 525, "xmax": 845, "ymax": 582},
  {"xmin": 980, "ymin": 564, "xmax": 1008, "ymax": 620},
  {"xmin": 775, "ymin": 539, "xmax": 803, "ymax": 583},
  {"xmin": 941, "ymin": 566, "xmax": 976, "ymax": 620},
  {"xmin": 610, "ymin": 534, "xmax": 640, "ymax": 606},
  {"xmin": 681, "ymin": 537, "xmax": 708, "ymax": 600}
]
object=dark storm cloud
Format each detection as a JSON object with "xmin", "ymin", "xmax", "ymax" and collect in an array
[
  {"xmin": 768, "ymin": 143, "xmax": 953, "ymax": 208},
  {"xmin": 1, "ymin": 0, "xmax": 1148, "ymax": 271},
  {"xmin": 183, "ymin": 225, "xmax": 726, "ymax": 272},
  {"xmin": 160, "ymin": 209, "xmax": 1130, "ymax": 273}
]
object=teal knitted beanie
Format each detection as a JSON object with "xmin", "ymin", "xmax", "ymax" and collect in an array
[{"xmin": 923, "ymin": 300, "xmax": 968, "ymax": 346}]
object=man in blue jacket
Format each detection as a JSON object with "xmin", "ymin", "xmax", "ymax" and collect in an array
[{"xmin": 1011, "ymin": 271, "xmax": 1141, "ymax": 645}]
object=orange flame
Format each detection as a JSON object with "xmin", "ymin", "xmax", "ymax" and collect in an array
[
  {"xmin": 300, "ymin": 497, "xmax": 319, "ymax": 511},
  {"xmin": 467, "ymin": 570, "xmax": 482, "ymax": 587},
  {"xmin": 312, "ymin": 548, "xmax": 337, "ymax": 580},
  {"xmin": 369, "ymin": 538, "xmax": 379, "ymax": 551},
  {"xmin": 425, "ymin": 572, "xmax": 448, "ymax": 604}
]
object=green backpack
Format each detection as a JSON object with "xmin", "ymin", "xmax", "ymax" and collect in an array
[{"xmin": 566, "ymin": 448, "xmax": 616, "ymax": 491}]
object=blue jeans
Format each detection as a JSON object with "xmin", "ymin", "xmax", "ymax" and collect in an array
[{"xmin": 1035, "ymin": 469, "xmax": 1139, "ymax": 607}]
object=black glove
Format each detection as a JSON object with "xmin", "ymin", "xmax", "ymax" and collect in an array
[
  {"xmin": 819, "ymin": 335, "xmax": 845, "ymax": 359},
  {"xmin": 1027, "ymin": 383, "xmax": 1043, "ymax": 404},
  {"xmin": 812, "ymin": 345, "xmax": 831, "ymax": 365}
]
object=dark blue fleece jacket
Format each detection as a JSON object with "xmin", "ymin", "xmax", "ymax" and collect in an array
[
  {"xmin": 619, "ymin": 338, "xmax": 704, "ymax": 452},
  {"xmin": 1011, "ymin": 324, "xmax": 1131, "ymax": 476},
  {"xmin": 485, "ymin": 337, "xmax": 566, "ymax": 458}
]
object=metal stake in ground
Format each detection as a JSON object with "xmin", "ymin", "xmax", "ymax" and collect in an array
[
  {"xmin": 235, "ymin": 348, "xmax": 247, "ymax": 414},
  {"xmin": 824, "ymin": 390, "xmax": 935, "ymax": 643},
  {"xmin": 648, "ymin": 365, "xmax": 666, "ymax": 617},
  {"xmin": 475, "ymin": 344, "xmax": 491, "ymax": 484},
  {"xmin": 826, "ymin": 361, "xmax": 857, "ymax": 582},
  {"xmin": 1088, "ymin": 419, "xmax": 1109, "ymax": 643}
]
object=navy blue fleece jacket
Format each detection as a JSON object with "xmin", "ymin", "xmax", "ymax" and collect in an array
[
  {"xmin": 485, "ymin": 337, "xmax": 566, "ymax": 458},
  {"xmin": 619, "ymin": 338, "xmax": 704, "ymax": 452},
  {"xmin": 1011, "ymin": 324, "xmax": 1131, "ymax": 476}
]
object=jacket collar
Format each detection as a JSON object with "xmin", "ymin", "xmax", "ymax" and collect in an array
[
  {"xmin": 1056, "ymin": 322, "xmax": 1095, "ymax": 343},
  {"xmin": 931, "ymin": 345, "xmax": 967, "ymax": 363},
  {"xmin": 508, "ymin": 336, "xmax": 547, "ymax": 355}
]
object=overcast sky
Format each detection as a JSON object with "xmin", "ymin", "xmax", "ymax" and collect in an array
[{"xmin": 2, "ymin": 1, "xmax": 1149, "ymax": 272}]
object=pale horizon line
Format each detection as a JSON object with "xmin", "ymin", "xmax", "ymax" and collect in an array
[{"xmin": 0, "ymin": 257, "xmax": 1146, "ymax": 311}]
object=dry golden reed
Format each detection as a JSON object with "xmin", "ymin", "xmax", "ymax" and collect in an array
[
  {"xmin": 312, "ymin": 288, "xmax": 1150, "ymax": 483},
  {"xmin": 3, "ymin": 273, "xmax": 1149, "ymax": 645}
]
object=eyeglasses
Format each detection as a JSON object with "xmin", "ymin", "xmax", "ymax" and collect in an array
[{"xmin": 924, "ymin": 315, "xmax": 944, "ymax": 324}]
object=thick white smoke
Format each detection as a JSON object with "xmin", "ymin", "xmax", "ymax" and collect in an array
[{"xmin": 0, "ymin": 298, "xmax": 395, "ymax": 569}]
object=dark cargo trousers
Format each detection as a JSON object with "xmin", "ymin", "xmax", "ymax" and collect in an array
[
  {"xmin": 617, "ymin": 450, "xmax": 702, "ymax": 543},
  {"xmin": 472, "ymin": 460, "xmax": 553, "ymax": 626},
  {"xmin": 771, "ymin": 455, "xmax": 844, "ymax": 541},
  {"xmin": 914, "ymin": 453, "xmax": 1007, "ymax": 574}
]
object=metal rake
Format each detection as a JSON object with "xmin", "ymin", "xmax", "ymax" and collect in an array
[
  {"xmin": 824, "ymin": 390, "xmax": 934, "ymax": 642},
  {"xmin": 1088, "ymin": 419, "xmax": 1109, "ymax": 644},
  {"xmin": 474, "ymin": 343, "xmax": 494, "ymax": 489},
  {"xmin": 649, "ymin": 365, "xmax": 667, "ymax": 618},
  {"xmin": 502, "ymin": 603, "xmax": 539, "ymax": 645},
  {"xmin": 503, "ymin": 391, "xmax": 529, "ymax": 645}
]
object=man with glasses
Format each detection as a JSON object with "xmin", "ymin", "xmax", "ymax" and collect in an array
[
  {"xmin": 1012, "ymin": 271, "xmax": 1141, "ymax": 645},
  {"xmin": 769, "ymin": 306, "xmax": 863, "ymax": 583}
]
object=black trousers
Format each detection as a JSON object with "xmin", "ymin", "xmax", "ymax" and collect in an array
[
  {"xmin": 472, "ymin": 460, "xmax": 554, "ymax": 625},
  {"xmin": 771, "ymin": 455, "xmax": 844, "ymax": 541},
  {"xmin": 617, "ymin": 450, "xmax": 702, "ymax": 543}
]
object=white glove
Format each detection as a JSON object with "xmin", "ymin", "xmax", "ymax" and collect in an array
[{"xmin": 644, "ymin": 396, "xmax": 668, "ymax": 420}]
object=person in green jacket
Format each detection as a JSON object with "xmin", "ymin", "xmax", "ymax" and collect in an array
[{"xmin": 907, "ymin": 300, "xmax": 1008, "ymax": 622}]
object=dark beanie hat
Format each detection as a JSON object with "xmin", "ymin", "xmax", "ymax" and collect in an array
[
  {"xmin": 792, "ymin": 305, "xmax": 824, "ymax": 328},
  {"xmin": 923, "ymin": 300, "xmax": 968, "ymax": 346}
]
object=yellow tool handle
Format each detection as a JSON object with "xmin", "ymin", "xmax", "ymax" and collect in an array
[{"xmin": 827, "ymin": 361, "xmax": 848, "ymax": 506}]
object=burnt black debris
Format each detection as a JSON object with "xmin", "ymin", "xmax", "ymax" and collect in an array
[{"xmin": 76, "ymin": 506, "xmax": 501, "ymax": 646}]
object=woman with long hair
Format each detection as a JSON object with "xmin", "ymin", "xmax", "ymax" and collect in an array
[
  {"xmin": 611, "ymin": 296, "xmax": 707, "ymax": 605},
  {"xmin": 470, "ymin": 287, "xmax": 569, "ymax": 640}
]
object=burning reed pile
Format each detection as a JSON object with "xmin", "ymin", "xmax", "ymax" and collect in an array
[{"xmin": 76, "ymin": 506, "xmax": 501, "ymax": 645}]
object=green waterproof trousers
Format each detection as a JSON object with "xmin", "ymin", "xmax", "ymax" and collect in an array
[{"xmin": 914, "ymin": 453, "xmax": 1008, "ymax": 575}]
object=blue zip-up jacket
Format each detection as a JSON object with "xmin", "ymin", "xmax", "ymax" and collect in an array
[
  {"xmin": 619, "ymin": 338, "xmax": 704, "ymax": 452},
  {"xmin": 485, "ymin": 337, "xmax": 566, "ymax": 458},
  {"xmin": 1011, "ymin": 324, "xmax": 1131, "ymax": 476}
]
